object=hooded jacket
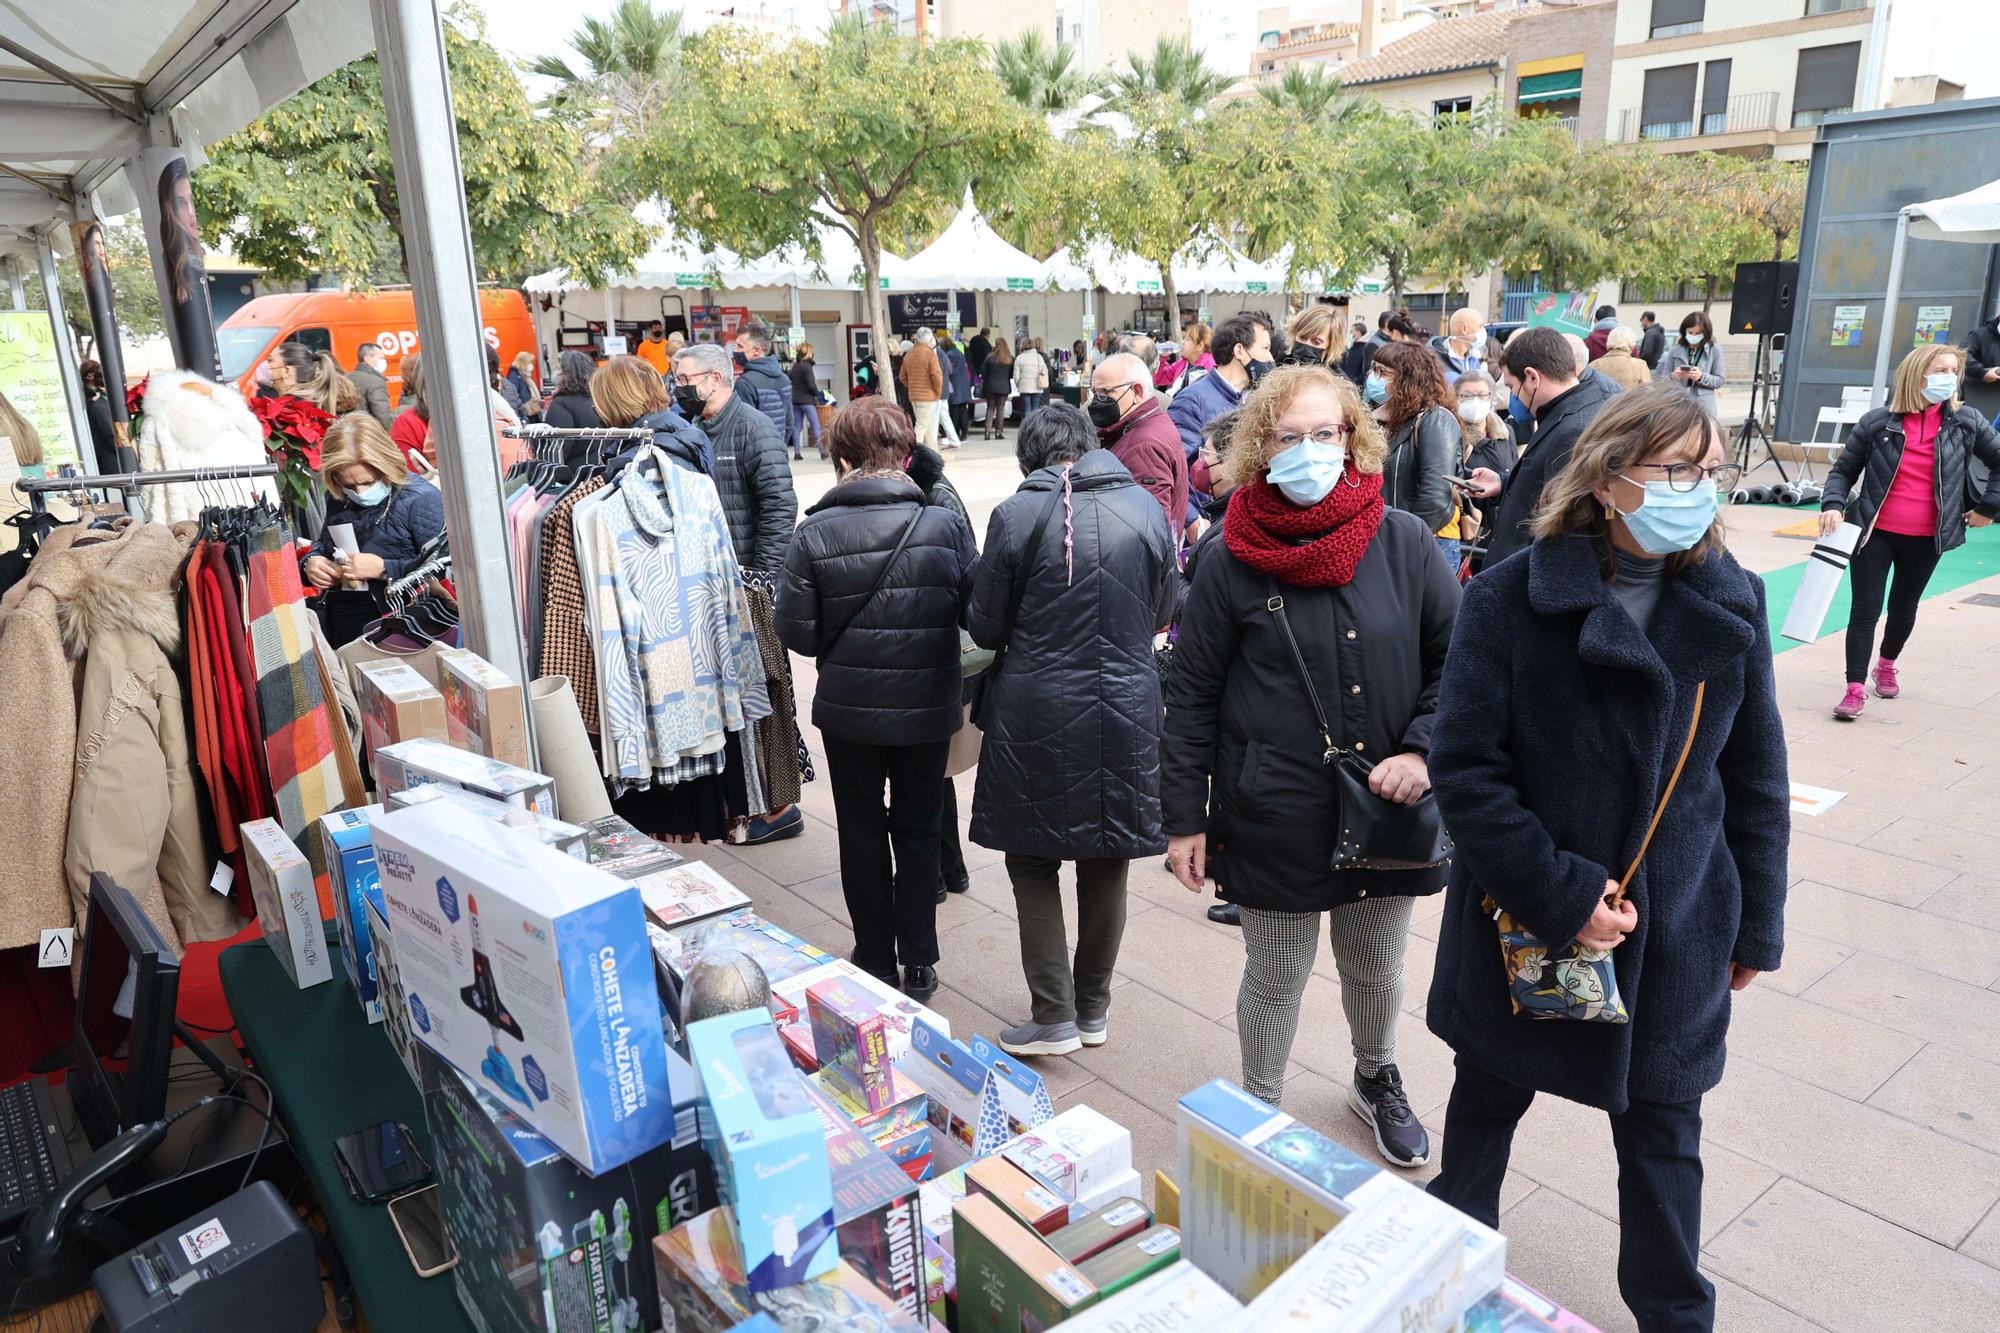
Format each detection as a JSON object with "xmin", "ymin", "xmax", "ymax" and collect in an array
[
  {"xmin": 1011, "ymin": 348, "xmax": 1049, "ymax": 395},
  {"xmin": 969, "ymin": 450, "xmax": 1177, "ymax": 860},
  {"xmin": 734, "ymin": 354, "xmax": 793, "ymax": 440},
  {"xmin": 1480, "ymin": 372, "xmax": 1621, "ymax": 570},
  {"xmin": 1584, "ymin": 317, "xmax": 1618, "ymax": 361},
  {"xmin": 702, "ymin": 397, "xmax": 798, "ymax": 573},
  {"xmin": 906, "ymin": 444, "xmax": 971, "ymax": 529},
  {"xmin": 1099, "ymin": 398, "xmax": 1189, "ymax": 540},
  {"xmin": 1821, "ymin": 404, "xmax": 2000, "ymax": 552}
]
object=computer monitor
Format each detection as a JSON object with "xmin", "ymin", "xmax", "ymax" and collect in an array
[{"xmin": 68, "ymin": 874, "xmax": 179, "ymax": 1148}]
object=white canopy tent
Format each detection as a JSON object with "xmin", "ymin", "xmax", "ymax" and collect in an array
[
  {"xmin": 1872, "ymin": 177, "xmax": 2000, "ymax": 403},
  {"xmin": 525, "ymin": 213, "xmax": 893, "ymax": 294},
  {"xmin": 882, "ymin": 191, "xmax": 1046, "ymax": 293},
  {"xmin": 1042, "ymin": 239, "xmax": 1282, "ymax": 299}
]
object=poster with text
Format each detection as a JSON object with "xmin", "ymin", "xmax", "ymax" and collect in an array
[
  {"xmin": 1526, "ymin": 291, "xmax": 1593, "ymax": 337},
  {"xmin": 0, "ymin": 312, "xmax": 79, "ymax": 467},
  {"xmin": 1831, "ymin": 305, "xmax": 1866, "ymax": 348},
  {"xmin": 1913, "ymin": 305, "xmax": 1953, "ymax": 347}
]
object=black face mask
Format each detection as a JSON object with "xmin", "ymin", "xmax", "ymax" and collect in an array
[
  {"xmin": 1247, "ymin": 356, "xmax": 1277, "ymax": 386},
  {"xmin": 1284, "ymin": 343, "xmax": 1325, "ymax": 367},
  {"xmin": 1086, "ymin": 392, "xmax": 1125, "ymax": 428},
  {"xmin": 673, "ymin": 380, "xmax": 708, "ymax": 419}
]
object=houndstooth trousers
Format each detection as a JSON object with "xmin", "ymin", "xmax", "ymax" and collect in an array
[{"xmin": 1237, "ymin": 897, "xmax": 1415, "ymax": 1106}]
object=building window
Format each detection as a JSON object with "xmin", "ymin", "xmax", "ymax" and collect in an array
[
  {"xmin": 1700, "ymin": 59, "xmax": 1732, "ymax": 134},
  {"xmin": 1793, "ymin": 41, "xmax": 1860, "ymax": 127},
  {"xmin": 1639, "ymin": 64, "xmax": 1698, "ymax": 140},
  {"xmin": 1649, "ymin": 0, "xmax": 1704, "ymax": 38},
  {"xmin": 1433, "ymin": 96, "xmax": 1473, "ymax": 123},
  {"xmin": 1804, "ymin": 0, "xmax": 1866, "ymax": 13}
]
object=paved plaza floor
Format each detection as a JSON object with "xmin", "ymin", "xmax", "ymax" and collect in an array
[{"xmin": 692, "ymin": 424, "xmax": 2000, "ymax": 1332}]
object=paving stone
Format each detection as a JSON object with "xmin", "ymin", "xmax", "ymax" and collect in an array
[
  {"xmin": 1963, "ymin": 1202, "xmax": 2000, "ymax": 1269},
  {"xmin": 735, "ymin": 882, "xmax": 831, "ymax": 938},
  {"xmin": 727, "ymin": 811, "xmax": 841, "ymax": 885},
  {"xmin": 1110, "ymin": 904, "xmax": 1245, "ymax": 1021},
  {"xmin": 1752, "ymin": 931, "xmax": 1854, "ymax": 996},
  {"xmin": 1786, "ymin": 797, "xmax": 1898, "ymax": 848},
  {"xmin": 1805, "ymin": 951, "xmax": 2000, "ymax": 1062},
  {"xmin": 1725, "ymin": 986, "xmax": 1923, "ymax": 1100},
  {"xmin": 1704, "ymin": 1058, "xmax": 2000, "ymax": 1246},
  {"xmin": 1864, "ymin": 815, "xmax": 2000, "ymax": 880},
  {"xmin": 1496, "ymin": 1187, "xmax": 1639, "ymax": 1333},
  {"xmin": 1867, "ymin": 1045, "xmax": 2000, "ymax": 1157},
  {"xmin": 1782, "ymin": 836, "xmax": 1954, "ymax": 907},
  {"xmin": 1704, "ymin": 1269, "xmax": 1830, "ymax": 1333},
  {"xmin": 1056, "ymin": 981, "xmax": 1249, "ymax": 1120},
  {"xmin": 1704, "ymin": 1180, "xmax": 2000, "ymax": 1333},
  {"xmin": 1785, "ymin": 879, "xmax": 2000, "ymax": 986}
]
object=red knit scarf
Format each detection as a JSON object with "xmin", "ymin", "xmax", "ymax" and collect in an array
[{"xmin": 1224, "ymin": 473, "xmax": 1385, "ymax": 587}]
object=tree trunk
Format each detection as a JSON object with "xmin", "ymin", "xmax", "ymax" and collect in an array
[
  {"xmin": 1387, "ymin": 252, "xmax": 1404, "ymax": 307},
  {"xmin": 857, "ymin": 214, "xmax": 896, "ymax": 398},
  {"xmin": 1701, "ymin": 274, "xmax": 1717, "ymax": 314},
  {"xmin": 1159, "ymin": 260, "xmax": 1179, "ymax": 342}
]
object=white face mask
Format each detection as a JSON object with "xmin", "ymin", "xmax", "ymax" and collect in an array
[{"xmin": 1457, "ymin": 398, "xmax": 1489, "ymax": 424}]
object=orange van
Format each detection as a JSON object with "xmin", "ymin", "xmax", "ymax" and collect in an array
[{"xmin": 216, "ymin": 288, "xmax": 539, "ymax": 405}]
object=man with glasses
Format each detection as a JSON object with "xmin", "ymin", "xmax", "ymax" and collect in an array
[{"xmin": 1090, "ymin": 353, "xmax": 1188, "ymax": 538}]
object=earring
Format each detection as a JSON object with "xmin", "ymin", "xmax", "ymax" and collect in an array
[{"xmin": 1604, "ymin": 502, "xmax": 1618, "ymax": 521}]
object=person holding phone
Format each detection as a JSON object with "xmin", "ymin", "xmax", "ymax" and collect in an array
[
  {"xmin": 1652, "ymin": 311, "xmax": 1725, "ymax": 417},
  {"xmin": 1819, "ymin": 342, "xmax": 2000, "ymax": 720},
  {"xmin": 300, "ymin": 415, "xmax": 447, "ymax": 648}
]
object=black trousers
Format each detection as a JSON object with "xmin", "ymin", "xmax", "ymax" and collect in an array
[
  {"xmin": 823, "ymin": 734, "xmax": 950, "ymax": 978},
  {"xmin": 1844, "ymin": 528, "xmax": 1943, "ymax": 682},
  {"xmin": 1428, "ymin": 1056, "xmax": 1714, "ymax": 1332},
  {"xmin": 938, "ymin": 778, "xmax": 966, "ymax": 887},
  {"xmin": 949, "ymin": 401, "xmax": 972, "ymax": 438}
]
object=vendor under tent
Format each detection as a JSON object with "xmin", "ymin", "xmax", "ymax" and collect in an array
[{"xmin": 1871, "ymin": 176, "xmax": 2000, "ymax": 404}]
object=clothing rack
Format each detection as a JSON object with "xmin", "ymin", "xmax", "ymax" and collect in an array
[
  {"xmin": 500, "ymin": 426, "xmax": 653, "ymax": 441},
  {"xmin": 16, "ymin": 464, "xmax": 282, "ymax": 515}
]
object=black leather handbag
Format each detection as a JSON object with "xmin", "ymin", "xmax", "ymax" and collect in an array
[{"xmin": 1265, "ymin": 582, "xmax": 1452, "ymax": 872}]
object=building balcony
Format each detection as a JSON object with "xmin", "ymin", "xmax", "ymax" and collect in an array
[{"xmin": 1618, "ymin": 90, "xmax": 1779, "ymax": 148}]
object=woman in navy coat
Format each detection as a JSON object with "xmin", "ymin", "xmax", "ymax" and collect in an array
[{"xmin": 1425, "ymin": 384, "xmax": 1788, "ymax": 1333}]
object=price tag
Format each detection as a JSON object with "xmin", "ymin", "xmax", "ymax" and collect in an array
[
  {"xmin": 210, "ymin": 862, "xmax": 236, "ymax": 897},
  {"xmin": 38, "ymin": 927, "xmax": 73, "ymax": 968}
]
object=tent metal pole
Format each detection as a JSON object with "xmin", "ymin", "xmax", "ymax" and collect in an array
[
  {"xmin": 35, "ymin": 227, "xmax": 98, "ymax": 475},
  {"xmin": 1870, "ymin": 208, "xmax": 1911, "ymax": 409},
  {"xmin": 368, "ymin": 0, "xmax": 531, "ymax": 703},
  {"xmin": 5, "ymin": 256, "xmax": 22, "ymax": 310}
]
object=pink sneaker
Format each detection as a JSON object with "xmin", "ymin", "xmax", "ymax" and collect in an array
[
  {"xmin": 1872, "ymin": 657, "xmax": 1901, "ymax": 699},
  {"xmin": 1834, "ymin": 683, "xmax": 1867, "ymax": 721}
]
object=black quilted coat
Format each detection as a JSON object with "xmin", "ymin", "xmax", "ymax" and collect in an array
[
  {"xmin": 967, "ymin": 450, "xmax": 1178, "ymax": 859},
  {"xmin": 776, "ymin": 474, "xmax": 978, "ymax": 747}
]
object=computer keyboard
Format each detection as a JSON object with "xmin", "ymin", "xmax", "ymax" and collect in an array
[{"xmin": 0, "ymin": 1082, "xmax": 63, "ymax": 1226}]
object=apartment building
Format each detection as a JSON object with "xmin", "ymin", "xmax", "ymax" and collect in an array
[{"xmin": 1501, "ymin": 0, "xmax": 1617, "ymax": 138}]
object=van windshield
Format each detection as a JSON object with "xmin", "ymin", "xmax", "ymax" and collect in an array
[{"xmin": 217, "ymin": 326, "xmax": 278, "ymax": 382}]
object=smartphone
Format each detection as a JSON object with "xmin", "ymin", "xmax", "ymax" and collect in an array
[
  {"xmin": 1447, "ymin": 474, "xmax": 1480, "ymax": 494},
  {"xmin": 333, "ymin": 1120, "xmax": 433, "ymax": 1203},
  {"xmin": 388, "ymin": 1185, "xmax": 458, "ymax": 1278}
]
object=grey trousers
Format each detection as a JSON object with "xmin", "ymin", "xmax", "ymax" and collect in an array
[{"xmin": 1006, "ymin": 855, "xmax": 1131, "ymax": 1027}]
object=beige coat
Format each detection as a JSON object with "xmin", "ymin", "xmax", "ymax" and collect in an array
[
  {"xmin": 899, "ymin": 343, "xmax": 944, "ymax": 403},
  {"xmin": 1595, "ymin": 347, "xmax": 1651, "ymax": 392},
  {"xmin": 60, "ymin": 566, "xmax": 242, "ymax": 949}
]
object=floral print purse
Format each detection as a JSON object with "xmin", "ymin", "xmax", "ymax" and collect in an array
[{"xmin": 1488, "ymin": 682, "xmax": 1705, "ymax": 1024}]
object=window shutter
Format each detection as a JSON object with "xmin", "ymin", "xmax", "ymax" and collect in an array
[
  {"xmin": 1641, "ymin": 65, "xmax": 1698, "ymax": 129},
  {"xmin": 1650, "ymin": 0, "xmax": 1705, "ymax": 28},
  {"xmin": 1701, "ymin": 60, "xmax": 1732, "ymax": 117},
  {"xmin": 1794, "ymin": 43, "xmax": 1861, "ymax": 113}
]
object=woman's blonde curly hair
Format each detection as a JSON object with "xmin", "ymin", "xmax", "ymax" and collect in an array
[{"xmin": 1222, "ymin": 365, "xmax": 1386, "ymax": 492}]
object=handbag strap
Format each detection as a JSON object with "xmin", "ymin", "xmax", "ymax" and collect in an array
[
  {"xmin": 819, "ymin": 505, "xmax": 923, "ymax": 665},
  {"xmin": 1610, "ymin": 681, "xmax": 1706, "ymax": 907},
  {"xmin": 1263, "ymin": 580, "xmax": 1342, "ymax": 765},
  {"xmin": 1000, "ymin": 481, "xmax": 1068, "ymax": 638}
]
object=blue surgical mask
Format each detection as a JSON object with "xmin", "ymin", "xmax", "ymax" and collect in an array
[
  {"xmin": 1923, "ymin": 371, "xmax": 1958, "ymax": 404},
  {"xmin": 352, "ymin": 481, "xmax": 391, "ymax": 507},
  {"xmin": 1683, "ymin": 331, "xmax": 1705, "ymax": 346},
  {"xmin": 1508, "ymin": 394, "xmax": 1534, "ymax": 427},
  {"xmin": 1267, "ymin": 440, "xmax": 1347, "ymax": 507},
  {"xmin": 1615, "ymin": 478, "xmax": 1717, "ymax": 556},
  {"xmin": 1363, "ymin": 373, "xmax": 1388, "ymax": 406}
]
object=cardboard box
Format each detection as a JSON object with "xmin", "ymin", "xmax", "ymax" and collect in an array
[
  {"xmin": 365, "ymin": 895, "xmax": 421, "ymax": 1086},
  {"xmin": 1077, "ymin": 1168, "xmax": 1144, "ymax": 1213},
  {"xmin": 799, "ymin": 1078, "xmax": 925, "ymax": 1323},
  {"xmin": 387, "ymin": 783, "xmax": 587, "ymax": 859},
  {"xmin": 769, "ymin": 960, "xmax": 949, "ymax": 1073},
  {"xmin": 1463, "ymin": 1276, "xmax": 1605, "ymax": 1333},
  {"xmin": 1051, "ymin": 1198, "xmax": 1152, "ymax": 1265},
  {"xmin": 1053, "ymin": 1258, "xmax": 1241, "ymax": 1331},
  {"xmin": 685, "ymin": 1009, "xmax": 838, "ymax": 1293},
  {"xmin": 1154, "ymin": 1170, "xmax": 1179, "ymax": 1229},
  {"xmin": 632, "ymin": 860, "xmax": 749, "ymax": 929},
  {"xmin": 1177, "ymin": 1078, "xmax": 1503, "ymax": 1309},
  {"xmin": 806, "ymin": 977, "xmax": 894, "ymax": 1113},
  {"xmin": 419, "ymin": 1045, "xmax": 715, "ymax": 1333},
  {"xmin": 967, "ymin": 1156, "xmax": 1069, "ymax": 1236},
  {"xmin": 437, "ymin": 646, "xmax": 530, "ymax": 768},
  {"xmin": 370, "ymin": 801, "xmax": 673, "ymax": 1173},
  {"xmin": 651, "ymin": 1218, "xmax": 923, "ymax": 1333},
  {"xmin": 1224, "ymin": 1191, "xmax": 1466, "ymax": 1333},
  {"xmin": 318, "ymin": 806, "xmax": 383, "ymax": 1021},
  {"xmin": 904, "ymin": 1022, "xmax": 1051, "ymax": 1173},
  {"xmin": 241, "ymin": 818, "xmax": 330, "ymax": 989},
  {"xmin": 876, "ymin": 1121, "xmax": 933, "ymax": 1183},
  {"xmin": 1076, "ymin": 1225, "xmax": 1180, "ymax": 1298},
  {"xmin": 1000, "ymin": 1104, "xmax": 1132, "ymax": 1204},
  {"xmin": 352, "ymin": 657, "xmax": 449, "ymax": 763},
  {"xmin": 778, "ymin": 1023, "xmax": 817, "ymax": 1073},
  {"xmin": 656, "ymin": 911, "xmax": 835, "ymax": 989},
  {"xmin": 812, "ymin": 1066, "xmax": 926, "ymax": 1150},
  {"xmin": 375, "ymin": 737, "xmax": 556, "ymax": 816},
  {"xmin": 952, "ymin": 1194, "xmax": 1097, "ymax": 1333}
]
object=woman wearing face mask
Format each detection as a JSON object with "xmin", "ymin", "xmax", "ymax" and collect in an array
[
  {"xmin": 1283, "ymin": 305, "xmax": 1342, "ymax": 368},
  {"xmin": 1819, "ymin": 344, "xmax": 2000, "ymax": 720},
  {"xmin": 1163, "ymin": 365, "xmax": 1461, "ymax": 1164},
  {"xmin": 1652, "ymin": 311, "xmax": 1725, "ymax": 417},
  {"xmin": 300, "ymin": 414, "xmax": 448, "ymax": 648},
  {"xmin": 1368, "ymin": 342, "xmax": 1463, "ymax": 562},
  {"xmin": 1425, "ymin": 384, "xmax": 1783, "ymax": 1332}
]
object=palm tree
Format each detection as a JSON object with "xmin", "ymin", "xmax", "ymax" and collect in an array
[
  {"xmin": 1111, "ymin": 36, "xmax": 1230, "ymax": 110},
  {"xmin": 993, "ymin": 30, "xmax": 1108, "ymax": 118},
  {"xmin": 531, "ymin": 0, "xmax": 683, "ymax": 136},
  {"xmin": 1256, "ymin": 65, "xmax": 1362, "ymax": 124}
]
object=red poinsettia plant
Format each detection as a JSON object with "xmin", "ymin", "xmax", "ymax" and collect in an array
[
  {"xmin": 124, "ymin": 374, "xmax": 150, "ymax": 440},
  {"xmin": 248, "ymin": 393, "xmax": 334, "ymax": 511}
]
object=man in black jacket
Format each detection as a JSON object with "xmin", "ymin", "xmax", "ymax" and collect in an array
[
  {"xmin": 1637, "ymin": 312, "xmax": 1667, "ymax": 371},
  {"xmin": 672, "ymin": 343, "xmax": 798, "ymax": 574},
  {"xmin": 349, "ymin": 343, "xmax": 395, "ymax": 428},
  {"xmin": 732, "ymin": 319, "xmax": 795, "ymax": 448},
  {"xmin": 1470, "ymin": 327, "xmax": 1620, "ymax": 571}
]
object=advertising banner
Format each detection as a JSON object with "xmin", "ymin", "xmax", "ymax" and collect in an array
[
  {"xmin": 0, "ymin": 312, "xmax": 79, "ymax": 468},
  {"xmin": 132, "ymin": 148, "xmax": 221, "ymax": 380}
]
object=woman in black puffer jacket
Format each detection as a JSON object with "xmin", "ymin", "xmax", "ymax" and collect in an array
[{"xmin": 777, "ymin": 398, "xmax": 978, "ymax": 1001}]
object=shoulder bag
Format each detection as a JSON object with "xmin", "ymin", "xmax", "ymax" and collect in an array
[
  {"xmin": 1489, "ymin": 682, "xmax": 1705, "ymax": 1025},
  {"xmin": 1264, "ymin": 581, "xmax": 1452, "ymax": 872},
  {"xmin": 968, "ymin": 484, "xmax": 1066, "ymax": 727},
  {"xmin": 816, "ymin": 506, "xmax": 922, "ymax": 666}
]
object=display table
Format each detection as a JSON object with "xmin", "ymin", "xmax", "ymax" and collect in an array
[{"xmin": 219, "ymin": 935, "xmax": 474, "ymax": 1333}]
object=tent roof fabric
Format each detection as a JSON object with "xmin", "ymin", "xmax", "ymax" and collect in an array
[
  {"xmin": 886, "ymin": 191, "xmax": 1048, "ymax": 291},
  {"xmin": 1906, "ymin": 178, "xmax": 2000, "ymax": 245},
  {"xmin": 525, "ymin": 213, "xmax": 901, "ymax": 294}
]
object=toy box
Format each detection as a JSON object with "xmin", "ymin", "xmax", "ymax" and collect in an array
[
  {"xmin": 651, "ymin": 1217, "xmax": 923, "ymax": 1333},
  {"xmin": 437, "ymin": 646, "xmax": 530, "ymax": 768},
  {"xmin": 967, "ymin": 1036, "xmax": 1056, "ymax": 1143},
  {"xmin": 1077, "ymin": 1168, "xmax": 1143, "ymax": 1212},
  {"xmin": 1053, "ymin": 1258, "xmax": 1241, "ymax": 1331},
  {"xmin": 952, "ymin": 1194, "xmax": 1097, "ymax": 1332},
  {"xmin": 967, "ymin": 1156, "xmax": 1068, "ymax": 1236},
  {"xmin": 365, "ymin": 895, "xmax": 421, "ymax": 1086},
  {"xmin": 375, "ymin": 737, "xmax": 556, "ymax": 816},
  {"xmin": 778, "ymin": 1024, "xmax": 817, "ymax": 1073},
  {"xmin": 420, "ymin": 1045, "xmax": 715, "ymax": 1333},
  {"xmin": 799, "ymin": 1078, "xmax": 925, "ymax": 1323},
  {"xmin": 1000, "ymin": 1104, "xmax": 1132, "ymax": 1204},
  {"xmin": 1463, "ymin": 1276, "xmax": 1605, "ymax": 1333},
  {"xmin": 353, "ymin": 657, "xmax": 449, "ymax": 763},
  {"xmin": 812, "ymin": 1066, "xmax": 926, "ymax": 1148},
  {"xmin": 370, "ymin": 801, "xmax": 673, "ymax": 1173},
  {"xmin": 1050, "ymin": 1199, "xmax": 1152, "ymax": 1265},
  {"xmin": 632, "ymin": 860, "xmax": 749, "ymax": 929},
  {"xmin": 1177, "ymin": 1078, "xmax": 1503, "ymax": 1308},
  {"xmin": 770, "ymin": 960, "xmax": 949, "ymax": 1073},
  {"xmin": 806, "ymin": 977, "xmax": 893, "ymax": 1112},
  {"xmin": 656, "ymin": 911, "xmax": 835, "ymax": 988},
  {"xmin": 1154, "ymin": 1170, "xmax": 1179, "ymax": 1229},
  {"xmin": 1076, "ymin": 1224, "xmax": 1180, "ymax": 1298},
  {"xmin": 1223, "ymin": 1191, "xmax": 1466, "ymax": 1333},
  {"xmin": 685, "ymin": 1009, "xmax": 838, "ymax": 1293},
  {"xmin": 388, "ymin": 783, "xmax": 588, "ymax": 859},
  {"xmin": 904, "ymin": 1023, "xmax": 1052, "ymax": 1173},
  {"xmin": 876, "ymin": 1121, "xmax": 933, "ymax": 1183},
  {"xmin": 242, "ymin": 818, "xmax": 330, "ymax": 989},
  {"xmin": 318, "ymin": 807, "xmax": 383, "ymax": 1021}
]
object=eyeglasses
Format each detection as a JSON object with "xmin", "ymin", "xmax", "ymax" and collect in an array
[
  {"xmin": 1274, "ymin": 424, "xmax": 1353, "ymax": 449},
  {"xmin": 1626, "ymin": 462, "xmax": 1743, "ymax": 493}
]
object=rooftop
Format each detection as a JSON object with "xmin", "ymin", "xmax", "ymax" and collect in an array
[{"xmin": 1337, "ymin": 6, "xmax": 1537, "ymax": 87}]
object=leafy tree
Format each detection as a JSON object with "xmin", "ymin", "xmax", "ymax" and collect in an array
[
  {"xmin": 1206, "ymin": 97, "xmax": 1376, "ymax": 292},
  {"xmin": 993, "ymin": 30, "xmax": 1106, "ymax": 119},
  {"xmin": 1726, "ymin": 156, "xmax": 1807, "ymax": 261},
  {"xmin": 1255, "ymin": 66, "xmax": 1363, "ymax": 126},
  {"xmin": 1111, "ymin": 37, "xmax": 1232, "ymax": 110},
  {"xmin": 620, "ymin": 18, "xmax": 1045, "ymax": 376},
  {"xmin": 529, "ymin": 0, "xmax": 683, "ymax": 137},
  {"xmin": 1334, "ymin": 106, "xmax": 1493, "ymax": 305},
  {"xmin": 193, "ymin": 6, "xmax": 651, "ymax": 288}
]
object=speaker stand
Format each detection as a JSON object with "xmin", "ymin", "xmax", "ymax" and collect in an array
[{"xmin": 1733, "ymin": 336, "xmax": 1789, "ymax": 484}]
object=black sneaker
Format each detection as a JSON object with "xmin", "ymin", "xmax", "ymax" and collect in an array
[
  {"xmin": 902, "ymin": 965, "xmax": 939, "ymax": 1002},
  {"xmin": 1347, "ymin": 1063, "xmax": 1430, "ymax": 1168}
]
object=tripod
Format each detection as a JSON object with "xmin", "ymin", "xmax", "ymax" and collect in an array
[{"xmin": 1733, "ymin": 334, "xmax": 1789, "ymax": 483}]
